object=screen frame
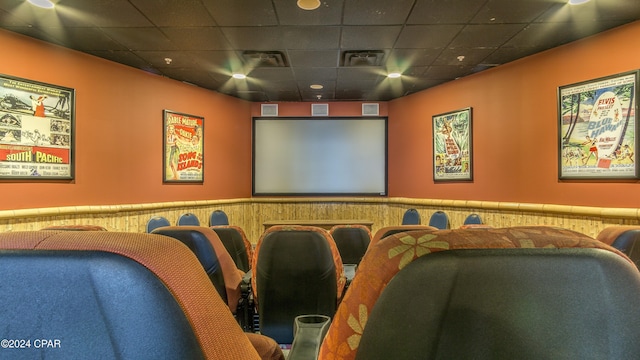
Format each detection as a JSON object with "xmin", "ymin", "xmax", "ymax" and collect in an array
[{"xmin": 252, "ymin": 116, "xmax": 388, "ymax": 197}]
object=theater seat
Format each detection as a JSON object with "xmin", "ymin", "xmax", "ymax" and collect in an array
[
  {"xmin": 211, "ymin": 225, "xmax": 253, "ymax": 272},
  {"xmin": 210, "ymin": 209, "xmax": 230, "ymax": 226},
  {"xmin": 329, "ymin": 224, "xmax": 371, "ymax": 266},
  {"xmin": 401, "ymin": 208, "xmax": 421, "ymax": 225},
  {"xmin": 177, "ymin": 212, "xmax": 200, "ymax": 226},
  {"xmin": 0, "ymin": 230, "xmax": 280, "ymax": 359},
  {"xmin": 597, "ymin": 225, "xmax": 640, "ymax": 268},
  {"xmin": 252, "ymin": 225, "xmax": 346, "ymax": 345},
  {"xmin": 151, "ymin": 226, "xmax": 244, "ymax": 313},
  {"xmin": 319, "ymin": 226, "xmax": 640, "ymax": 360},
  {"xmin": 427, "ymin": 210, "xmax": 450, "ymax": 229},
  {"xmin": 146, "ymin": 215, "xmax": 170, "ymax": 233}
]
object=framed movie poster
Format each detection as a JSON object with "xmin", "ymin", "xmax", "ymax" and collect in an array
[
  {"xmin": 163, "ymin": 110, "xmax": 204, "ymax": 183},
  {"xmin": 433, "ymin": 107, "xmax": 473, "ymax": 181},
  {"xmin": 558, "ymin": 71, "xmax": 638, "ymax": 180},
  {"xmin": 0, "ymin": 74, "xmax": 74, "ymax": 180}
]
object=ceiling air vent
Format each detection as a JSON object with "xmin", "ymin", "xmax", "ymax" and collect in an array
[
  {"xmin": 341, "ymin": 50, "xmax": 385, "ymax": 67},
  {"xmin": 242, "ymin": 51, "xmax": 288, "ymax": 67}
]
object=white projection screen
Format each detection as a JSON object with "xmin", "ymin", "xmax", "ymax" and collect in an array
[{"xmin": 253, "ymin": 117, "xmax": 387, "ymax": 196}]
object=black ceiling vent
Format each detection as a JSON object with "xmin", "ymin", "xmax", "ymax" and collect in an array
[
  {"xmin": 341, "ymin": 50, "xmax": 385, "ymax": 67},
  {"xmin": 241, "ymin": 51, "xmax": 288, "ymax": 67}
]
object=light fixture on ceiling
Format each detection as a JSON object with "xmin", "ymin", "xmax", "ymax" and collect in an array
[
  {"xmin": 568, "ymin": 0, "xmax": 590, "ymax": 4},
  {"xmin": 297, "ymin": 0, "xmax": 321, "ymax": 11},
  {"xmin": 388, "ymin": 72, "xmax": 401, "ymax": 78},
  {"xmin": 232, "ymin": 73, "xmax": 246, "ymax": 79},
  {"xmin": 310, "ymin": 84, "xmax": 323, "ymax": 90},
  {"xmin": 27, "ymin": 0, "xmax": 54, "ymax": 9}
]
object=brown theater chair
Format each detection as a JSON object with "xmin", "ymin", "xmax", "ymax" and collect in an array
[
  {"xmin": 318, "ymin": 226, "xmax": 640, "ymax": 360},
  {"xmin": 329, "ymin": 224, "xmax": 371, "ymax": 266},
  {"xmin": 0, "ymin": 231, "xmax": 283, "ymax": 360},
  {"xmin": 597, "ymin": 225, "xmax": 640, "ymax": 268},
  {"xmin": 211, "ymin": 225, "xmax": 254, "ymax": 272},
  {"xmin": 252, "ymin": 225, "xmax": 346, "ymax": 345},
  {"xmin": 370, "ymin": 225, "xmax": 438, "ymax": 248}
]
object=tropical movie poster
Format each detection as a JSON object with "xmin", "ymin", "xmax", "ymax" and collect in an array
[
  {"xmin": 559, "ymin": 71, "xmax": 637, "ymax": 179},
  {"xmin": 0, "ymin": 74, "xmax": 74, "ymax": 179},
  {"xmin": 433, "ymin": 107, "xmax": 472, "ymax": 181},
  {"xmin": 163, "ymin": 110, "xmax": 203, "ymax": 183}
]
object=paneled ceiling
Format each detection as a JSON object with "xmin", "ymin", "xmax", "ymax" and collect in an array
[{"xmin": 1, "ymin": 0, "xmax": 639, "ymax": 102}]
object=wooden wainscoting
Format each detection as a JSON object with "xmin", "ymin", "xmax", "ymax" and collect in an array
[{"xmin": 0, "ymin": 198, "xmax": 638, "ymax": 244}]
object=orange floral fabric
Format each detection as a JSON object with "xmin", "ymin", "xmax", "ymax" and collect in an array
[
  {"xmin": 370, "ymin": 225, "xmax": 438, "ymax": 248},
  {"xmin": 319, "ymin": 226, "xmax": 632, "ymax": 360},
  {"xmin": 252, "ymin": 225, "xmax": 346, "ymax": 304}
]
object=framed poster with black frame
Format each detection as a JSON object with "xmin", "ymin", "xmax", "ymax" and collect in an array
[
  {"xmin": 0, "ymin": 74, "xmax": 74, "ymax": 180},
  {"xmin": 163, "ymin": 110, "xmax": 204, "ymax": 183},
  {"xmin": 433, "ymin": 107, "xmax": 473, "ymax": 182},
  {"xmin": 558, "ymin": 70, "xmax": 638, "ymax": 180}
]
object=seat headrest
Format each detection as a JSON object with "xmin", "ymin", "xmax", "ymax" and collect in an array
[
  {"xmin": 0, "ymin": 231, "xmax": 261, "ymax": 360},
  {"xmin": 320, "ymin": 226, "xmax": 636, "ymax": 360}
]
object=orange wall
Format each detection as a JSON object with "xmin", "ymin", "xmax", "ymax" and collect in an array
[
  {"xmin": 2, "ymin": 20, "xmax": 640, "ymax": 211},
  {"xmin": 389, "ymin": 21, "xmax": 640, "ymax": 208},
  {"xmin": 0, "ymin": 29, "xmax": 252, "ymax": 211}
]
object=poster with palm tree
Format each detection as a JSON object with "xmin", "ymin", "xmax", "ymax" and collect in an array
[
  {"xmin": 433, "ymin": 107, "xmax": 472, "ymax": 181},
  {"xmin": 558, "ymin": 71, "xmax": 638, "ymax": 179}
]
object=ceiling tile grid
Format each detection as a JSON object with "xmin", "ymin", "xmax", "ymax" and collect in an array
[{"xmin": 0, "ymin": 0, "xmax": 638, "ymax": 102}]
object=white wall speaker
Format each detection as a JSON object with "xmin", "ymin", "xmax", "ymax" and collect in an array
[
  {"xmin": 311, "ymin": 103, "xmax": 329, "ymax": 117},
  {"xmin": 362, "ymin": 103, "xmax": 379, "ymax": 116},
  {"xmin": 261, "ymin": 104, "xmax": 278, "ymax": 116}
]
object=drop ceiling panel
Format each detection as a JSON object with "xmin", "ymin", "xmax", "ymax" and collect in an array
[
  {"xmin": 1, "ymin": 0, "xmax": 637, "ymax": 102},
  {"xmin": 395, "ymin": 25, "xmax": 465, "ymax": 48},
  {"xmin": 343, "ymin": 0, "xmax": 416, "ymax": 25},
  {"xmin": 281, "ymin": 26, "xmax": 341, "ymax": 50},
  {"xmin": 220, "ymin": 27, "xmax": 283, "ymax": 51},
  {"xmin": 129, "ymin": 0, "xmax": 214, "ymax": 27},
  {"xmin": 161, "ymin": 27, "xmax": 232, "ymax": 51},
  {"xmin": 202, "ymin": 0, "xmax": 278, "ymax": 26},
  {"xmin": 340, "ymin": 26, "xmax": 401, "ymax": 49}
]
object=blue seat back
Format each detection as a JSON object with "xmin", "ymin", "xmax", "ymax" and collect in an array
[
  {"xmin": 428, "ymin": 210, "xmax": 450, "ymax": 229},
  {"xmin": 401, "ymin": 208, "xmax": 421, "ymax": 225},
  {"xmin": 177, "ymin": 213, "xmax": 200, "ymax": 226},
  {"xmin": 146, "ymin": 216, "xmax": 170, "ymax": 233},
  {"xmin": 463, "ymin": 213, "xmax": 483, "ymax": 225},
  {"xmin": 209, "ymin": 210, "xmax": 230, "ymax": 226}
]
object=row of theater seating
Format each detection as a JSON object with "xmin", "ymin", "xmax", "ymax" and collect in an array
[
  {"xmin": 146, "ymin": 209, "xmax": 230, "ymax": 232},
  {"xmin": 401, "ymin": 208, "xmax": 483, "ymax": 229},
  {"xmin": 7, "ymin": 221, "xmax": 640, "ymax": 359}
]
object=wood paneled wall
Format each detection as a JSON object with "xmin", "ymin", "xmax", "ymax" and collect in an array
[{"xmin": 1, "ymin": 198, "xmax": 638, "ymax": 243}]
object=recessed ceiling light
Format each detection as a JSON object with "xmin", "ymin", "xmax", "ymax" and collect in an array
[
  {"xmin": 388, "ymin": 72, "xmax": 402, "ymax": 78},
  {"xmin": 27, "ymin": 0, "xmax": 54, "ymax": 9},
  {"xmin": 310, "ymin": 84, "xmax": 323, "ymax": 90},
  {"xmin": 297, "ymin": 0, "xmax": 321, "ymax": 10},
  {"xmin": 232, "ymin": 73, "xmax": 246, "ymax": 79},
  {"xmin": 568, "ymin": 0, "xmax": 590, "ymax": 4}
]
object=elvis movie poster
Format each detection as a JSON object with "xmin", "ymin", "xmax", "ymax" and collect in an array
[
  {"xmin": 433, "ymin": 107, "xmax": 473, "ymax": 181},
  {"xmin": 163, "ymin": 110, "xmax": 204, "ymax": 183},
  {"xmin": 0, "ymin": 74, "xmax": 74, "ymax": 180},
  {"xmin": 559, "ymin": 71, "xmax": 638, "ymax": 179}
]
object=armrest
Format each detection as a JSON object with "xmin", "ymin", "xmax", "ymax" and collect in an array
[{"xmin": 287, "ymin": 315, "xmax": 331, "ymax": 360}]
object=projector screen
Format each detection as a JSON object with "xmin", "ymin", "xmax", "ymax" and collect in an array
[{"xmin": 253, "ymin": 117, "xmax": 387, "ymax": 196}]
